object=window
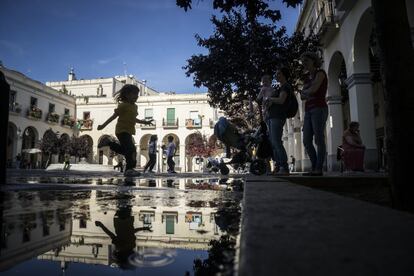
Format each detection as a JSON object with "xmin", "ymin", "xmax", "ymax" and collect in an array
[
  {"xmin": 190, "ymin": 111, "xmax": 200, "ymax": 126},
  {"xmin": 49, "ymin": 103, "xmax": 55, "ymax": 113},
  {"xmin": 9, "ymin": 90, "xmax": 16, "ymax": 108},
  {"xmin": 144, "ymin": 108, "xmax": 153, "ymax": 119},
  {"xmin": 30, "ymin": 97, "xmax": 38, "ymax": 107},
  {"xmin": 167, "ymin": 108, "xmax": 175, "ymax": 125},
  {"xmin": 83, "ymin": 111, "xmax": 90, "ymax": 120},
  {"xmin": 64, "ymin": 108, "xmax": 70, "ymax": 116}
]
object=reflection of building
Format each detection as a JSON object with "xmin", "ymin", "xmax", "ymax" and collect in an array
[
  {"xmin": 2, "ymin": 66, "xmax": 76, "ymax": 168},
  {"xmin": 46, "ymin": 70, "xmax": 224, "ymax": 172},
  {"xmin": 290, "ymin": 0, "xmax": 414, "ymax": 172},
  {"xmin": 0, "ymin": 192, "xmax": 72, "ymax": 272}
]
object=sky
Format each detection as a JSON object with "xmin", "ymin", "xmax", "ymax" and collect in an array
[{"xmin": 0, "ymin": 0, "xmax": 300, "ymax": 93}]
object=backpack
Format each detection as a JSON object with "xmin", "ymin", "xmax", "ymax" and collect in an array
[{"xmin": 286, "ymin": 89, "xmax": 298, "ymax": 118}]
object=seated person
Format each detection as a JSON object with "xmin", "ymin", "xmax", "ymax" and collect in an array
[{"xmin": 342, "ymin": 121, "xmax": 365, "ymax": 171}]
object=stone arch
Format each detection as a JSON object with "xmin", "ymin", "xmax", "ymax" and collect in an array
[
  {"xmin": 79, "ymin": 134, "xmax": 94, "ymax": 163},
  {"xmin": 328, "ymin": 51, "xmax": 351, "ymax": 131},
  {"xmin": 353, "ymin": 7, "xmax": 374, "ymax": 73},
  {"xmin": 185, "ymin": 132, "xmax": 203, "ymax": 172},
  {"xmin": 7, "ymin": 122, "xmax": 17, "ymax": 167},
  {"xmin": 97, "ymin": 134, "xmax": 116, "ymax": 165},
  {"xmin": 139, "ymin": 134, "xmax": 153, "ymax": 167},
  {"xmin": 58, "ymin": 133, "xmax": 71, "ymax": 163},
  {"xmin": 21, "ymin": 126, "xmax": 39, "ymax": 169}
]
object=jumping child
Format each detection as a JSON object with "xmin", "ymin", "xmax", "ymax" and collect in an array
[
  {"xmin": 143, "ymin": 134, "xmax": 157, "ymax": 173},
  {"xmin": 97, "ymin": 84, "xmax": 153, "ymax": 176}
]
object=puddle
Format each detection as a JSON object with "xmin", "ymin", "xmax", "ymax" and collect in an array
[{"xmin": 0, "ymin": 178, "xmax": 243, "ymax": 275}]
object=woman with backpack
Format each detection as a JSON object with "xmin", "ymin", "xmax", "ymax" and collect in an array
[{"xmin": 260, "ymin": 67, "xmax": 293, "ymax": 175}]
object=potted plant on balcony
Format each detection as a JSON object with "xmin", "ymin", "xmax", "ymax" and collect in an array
[
  {"xmin": 62, "ymin": 115, "xmax": 75, "ymax": 128},
  {"xmin": 27, "ymin": 106, "xmax": 42, "ymax": 119},
  {"xmin": 47, "ymin": 112, "xmax": 60, "ymax": 124}
]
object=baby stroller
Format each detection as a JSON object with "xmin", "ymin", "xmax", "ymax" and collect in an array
[{"xmin": 214, "ymin": 117, "xmax": 272, "ymax": 175}]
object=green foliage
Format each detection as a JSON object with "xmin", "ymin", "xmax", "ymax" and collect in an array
[
  {"xmin": 70, "ymin": 135, "xmax": 93, "ymax": 159},
  {"xmin": 186, "ymin": 132, "xmax": 217, "ymax": 157},
  {"xmin": 39, "ymin": 130, "xmax": 59, "ymax": 155}
]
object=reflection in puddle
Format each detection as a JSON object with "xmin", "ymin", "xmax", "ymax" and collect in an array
[{"xmin": 0, "ymin": 178, "xmax": 243, "ymax": 275}]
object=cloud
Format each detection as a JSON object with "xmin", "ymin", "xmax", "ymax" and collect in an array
[
  {"xmin": 97, "ymin": 56, "xmax": 119, "ymax": 65},
  {"xmin": 0, "ymin": 40, "xmax": 25, "ymax": 56}
]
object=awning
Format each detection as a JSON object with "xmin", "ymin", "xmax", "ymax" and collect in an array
[{"xmin": 22, "ymin": 148, "xmax": 42, "ymax": 154}]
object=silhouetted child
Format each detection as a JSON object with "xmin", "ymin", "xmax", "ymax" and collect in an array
[
  {"xmin": 143, "ymin": 135, "xmax": 157, "ymax": 173},
  {"xmin": 97, "ymin": 84, "xmax": 153, "ymax": 176}
]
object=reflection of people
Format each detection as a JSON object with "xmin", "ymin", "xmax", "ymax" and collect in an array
[
  {"xmin": 97, "ymin": 84, "xmax": 153, "ymax": 177},
  {"xmin": 143, "ymin": 135, "xmax": 157, "ymax": 173},
  {"xmin": 300, "ymin": 52, "xmax": 328, "ymax": 176},
  {"xmin": 342, "ymin": 122, "xmax": 365, "ymax": 171},
  {"xmin": 63, "ymin": 153, "xmax": 71, "ymax": 170},
  {"xmin": 95, "ymin": 192, "xmax": 152, "ymax": 269}
]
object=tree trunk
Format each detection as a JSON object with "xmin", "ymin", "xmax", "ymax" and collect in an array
[{"xmin": 371, "ymin": 0, "xmax": 414, "ymax": 211}]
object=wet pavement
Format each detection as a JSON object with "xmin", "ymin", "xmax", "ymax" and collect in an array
[{"xmin": 1, "ymin": 170, "xmax": 243, "ymax": 275}]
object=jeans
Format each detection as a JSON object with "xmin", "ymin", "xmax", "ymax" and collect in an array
[
  {"xmin": 108, "ymin": 132, "xmax": 137, "ymax": 171},
  {"xmin": 303, "ymin": 106, "xmax": 328, "ymax": 171},
  {"xmin": 266, "ymin": 118, "xmax": 288, "ymax": 170},
  {"xmin": 167, "ymin": 156, "xmax": 175, "ymax": 172},
  {"xmin": 144, "ymin": 154, "xmax": 156, "ymax": 171}
]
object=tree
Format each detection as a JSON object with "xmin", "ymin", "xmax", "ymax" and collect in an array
[
  {"xmin": 179, "ymin": 0, "xmax": 414, "ymax": 211},
  {"xmin": 179, "ymin": 2, "xmax": 319, "ymax": 123},
  {"xmin": 70, "ymin": 135, "xmax": 92, "ymax": 162},
  {"xmin": 39, "ymin": 130, "xmax": 59, "ymax": 167},
  {"xmin": 186, "ymin": 132, "xmax": 218, "ymax": 158}
]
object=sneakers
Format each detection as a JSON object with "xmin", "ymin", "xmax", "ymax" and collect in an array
[
  {"xmin": 124, "ymin": 169, "xmax": 141, "ymax": 177},
  {"xmin": 98, "ymin": 136, "xmax": 114, "ymax": 148},
  {"xmin": 274, "ymin": 168, "xmax": 290, "ymax": 176}
]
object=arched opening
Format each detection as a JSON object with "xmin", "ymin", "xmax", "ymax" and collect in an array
[
  {"xmin": 58, "ymin": 134, "xmax": 71, "ymax": 163},
  {"xmin": 185, "ymin": 132, "xmax": 203, "ymax": 172},
  {"xmin": 139, "ymin": 134, "xmax": 153, "ymax": 167},
  {"xmin": 77, "ymin": 135, "xmax": 94, "ymax": 163},
  {"xmin": 97, "ymin": 134, "xmax": 116, "ymax": 165},
  {"xmin": 21, "ymin": 126, "xmax": 39, "ymax": 169},
  {"xmin": 7, "ymin": 122, "xmax": 17, "ymax": 168}
]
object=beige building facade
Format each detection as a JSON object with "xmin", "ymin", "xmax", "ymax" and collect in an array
[{"xmin": 46, "ymin": 70, "xmax": 222, "ymax": 172}]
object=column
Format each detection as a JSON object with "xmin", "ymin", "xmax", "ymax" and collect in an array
[
  {"xmin": 345, "ymin": 73, "xmax": 378, "ymax": 170},
  {"xmin": 293, "ymin": 117, "xmax": 303, "ymax": 172},
  {"xmin": 326, "ymin": 95, "xmax": 344, "ymax": 171},
  {"xmin": 179, "ymin": 144, "xmax": 186, "ymax": 172}
]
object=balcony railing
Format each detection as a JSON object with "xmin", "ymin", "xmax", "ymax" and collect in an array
[
  {"xmin": 162, "ymin": 118, "xmax": 179, "ymax": 129},
  {"xmin": 9, "ymin": 102, "xmax": 22, "ymax": 114},
  {"xmin": 185, "ymin": 118, "xmax": 202, "ymax": 129},
  {"xmin": 141, "ymin": 119, "xmax": 156, "ymax": 129},
  {"xmin": 46, "ymin": 112, "xmax": 60, "ymax": 124},
  {"xmin": 62, "ymin": 115, "xmax": 76, "ymax": 128},
  {"xmin": 27, "ymin": 106, "xmax": 42, "ymax": 120},
  {"xmin": 310, "ymin": 1, "xmax": 337, "ymax": 43},
  {"xmin": 77, "ymin": 118, "xmax": 94, "ymax": 130}
]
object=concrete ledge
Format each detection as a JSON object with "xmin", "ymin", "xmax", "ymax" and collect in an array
[
  {"xmin": 238, "ymin": 179, "xmax": 414, "ymax": 276},
  {"xmin": 46, "ymin": 163, "xmax": 115, "ymax": 172}
]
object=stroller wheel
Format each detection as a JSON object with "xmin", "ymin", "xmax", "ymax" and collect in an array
[
  {"xmin": 219, "ymin": 163, "xmax": 230, "ymax": 175},
  {"xmin": 250, "ymin": 159, "xmax": 266, "ymax": 175}
]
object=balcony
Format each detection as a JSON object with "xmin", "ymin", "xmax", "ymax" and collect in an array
[
  {"xmin": 77, "ymin": 118, "xmax": 94, "ymax": 131},
  {"xmin": 140, "ymin": 119, "xmax": 156, "ymax": 130},
  {"xmin": 9, "ymin": 102, "xmax": 22, "ymax": 114},
  {"xmin": 46, "ymin": 112, "xmax": 60, "ymax": 124},
  {"xmin": 27, "ymin": 106, "xmax": 43, "ymax": 120},
  {"xmin": 162, "ymin": 118, "xmax": 179, "ymax": 129},
  {"xmin": 310, "ymin": 1, "xmax": 339, "ymax": 45},
  {"xmin": 61, "ymin": 115, "xmax": 76, "ymax": 128},
  {"xmin": 185, "ymin": 118, "xmax": 202, "ymax": 129}
]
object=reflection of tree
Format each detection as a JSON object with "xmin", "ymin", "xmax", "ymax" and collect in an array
[{"xmin": 193, "ymin": 187, "xmax": 242, "ymax": 276}]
